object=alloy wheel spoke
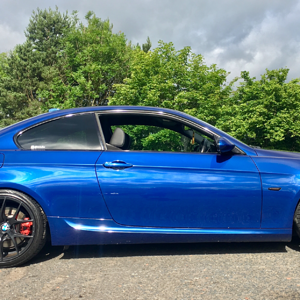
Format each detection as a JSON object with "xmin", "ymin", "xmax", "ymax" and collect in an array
[
  {"xmin": 0, "ymin": 235, "xmax": 4, "ymax": 262},
  {"xmin": 7, "ymin": 231, "xmax": 19, "ymax": 255},
  {"xmin": 13, "ymin": 232, "xmax": 33, "ymax": 239},
  {"xmin": 0, "ymin": 197, "xmax": 6, "ymax": 222},
  {"xmin": 12, "ymin": 202, "xmax": 22, "ymax": 221},
  {"xmin": 11, "ymin": 219, "xmax": 34, "ymax": 225}
]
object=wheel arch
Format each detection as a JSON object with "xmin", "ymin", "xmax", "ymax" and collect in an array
[
  {"xmin": 293, "ymin": 197, "xmax": 300, "ymax": 237},
  {"xmin": 0, "ymin": 183, "xmax": 50, "ymax": 218},
  {"xmin": 0, "ymin": 184, "xmax": 53, "ymax": 243}
]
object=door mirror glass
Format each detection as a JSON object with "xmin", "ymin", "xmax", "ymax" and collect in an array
[{"xmin": 215, "ymin": 137, "xmax": 235, "ymax": 154}]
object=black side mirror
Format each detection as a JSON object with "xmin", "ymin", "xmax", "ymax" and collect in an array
[{"xmin": 215, "ymin": 136, "xmax": 235, "ymax": 154}]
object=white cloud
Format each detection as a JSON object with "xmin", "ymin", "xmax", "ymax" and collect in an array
[
  {"xmin": 201, "ymin": 1, "xmax": 300, "ymax": 81},
  {"xmin": 0, "ymin": 24, "xmax": 25, "ymax": 53},
  {"xmin": 0, "ymin": 0, "xmax": 300, "ymax": 81}
]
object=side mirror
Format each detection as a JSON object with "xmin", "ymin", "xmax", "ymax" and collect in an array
[{"xmin": 215, "ymin": 136, "xmax": 235, "ymax": 154}]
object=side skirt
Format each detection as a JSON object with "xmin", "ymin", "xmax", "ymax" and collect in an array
[{"xmin": 48, "ymin": 217, "xmax": 292, "ymax": 246}]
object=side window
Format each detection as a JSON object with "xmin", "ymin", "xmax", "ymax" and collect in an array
[
  {"xmin": 100, "ymin": 114, "xmax": 217, "ymax": 153},
  {"xmin": 17, "ymin": 113, "xmax": 101, "ymax": 150},
  {"xmin": 113, "ymin": 125, "xmax": 216, "ymax": 153}
]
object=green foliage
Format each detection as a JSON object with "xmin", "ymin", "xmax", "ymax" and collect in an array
[
  {"xmin": 142, "ymin": 37, "xmax": 152, "ymax": 53},
  {"xmin": 111, "ymin": 44, "xmax": 300, "ymax": 151},
  {"xmin": 110, "ymin": 41, "xmax": 234, "ymax": 126},
  {"xmin": 0, "ymin": 7, "xmax": 77, "ymax": 126},
  {"xmin": 38, "ymin": 12, "xmax": 131, "ymax": 109},
  {"xmin": 0, "ymin": 42, "xmax": 44, "ymax": 125},
  {"xmin": 216, "ymin": 68, "xmax": 300, "ymax": 151},
  {"xmin": 25, "ymin": 7, "xmax": 78, "ymax": 65},
  {"xmin": 114, "ymin": 125, "xmax": 184, "ymax": 151},
  {"xmin": 109, "ymin": 41, "xmax": 236, "ymax": 150},
  {"xmin": 134, "ymin": 37, "xmax": 152, "ymax": 53},
  {"xmin": 0, "ymin": 53, "xmax": 7, "ymax": 78}
]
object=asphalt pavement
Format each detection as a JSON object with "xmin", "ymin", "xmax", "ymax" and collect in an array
[{"xmin": 2, "ymin": 239, "xmax": 300, "ymax": 300}]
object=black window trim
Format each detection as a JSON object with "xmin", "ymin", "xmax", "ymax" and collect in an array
[
  {"xmin": 94, "ymin": 112, "xmax": 106, "ymax": 150},
  {"xmin": 96, "ymin": 109, "xmax": 245, "ymax": 155},
  {"xmin": 14, "ymin": 112, "xmax": 105, "ymax": 151}
]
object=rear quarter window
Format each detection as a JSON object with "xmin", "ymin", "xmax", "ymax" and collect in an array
[{"xmin": 17, "ymin": 113, "xmax": 101, "ymax": 150}]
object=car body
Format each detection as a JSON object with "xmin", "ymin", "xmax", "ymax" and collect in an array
[{"xmin": 0, "ymin": 105, "xmax": 300, "ymax": 267}]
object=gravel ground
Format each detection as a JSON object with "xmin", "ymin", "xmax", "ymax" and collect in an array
[{"xmin": 2, "ymin": 239, "xmax": 300, "ymax": 300}]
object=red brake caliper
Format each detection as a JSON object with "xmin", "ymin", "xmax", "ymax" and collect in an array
[{"xmin": 20, "ymin": 218, "xmax": 33, "ymax": 236}]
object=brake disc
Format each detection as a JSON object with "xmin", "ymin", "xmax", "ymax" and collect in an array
[{"xmin": 3, "ymin": 207, "xmax": 26, "ymax": 249}]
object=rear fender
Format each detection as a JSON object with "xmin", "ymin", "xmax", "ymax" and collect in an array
[{"xmin": 0, "ymin": 182, "xmax": 49, "ymax": 215}]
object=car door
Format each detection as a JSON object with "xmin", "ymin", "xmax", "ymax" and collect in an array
[{"xmin": 96, "ymin": 112, "xmax": 262, "ymax": 229}]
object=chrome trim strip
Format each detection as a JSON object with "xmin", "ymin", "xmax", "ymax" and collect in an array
[{"xmin": 65, "ymin": 219, "xmax": 290, "ymax": 235}]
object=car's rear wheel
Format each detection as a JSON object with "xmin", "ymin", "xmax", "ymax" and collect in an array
[
  {"xmin": 294, "ymin": 201, "xmax": 300, "ymax": 238},
  {"xmin": 0, "ymin": 190, "xmax": 47, "ymax": 267}
]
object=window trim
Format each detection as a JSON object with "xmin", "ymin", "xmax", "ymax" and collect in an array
[
  {"xmin": 94, "ymin": 113, "xmax": 106, "ymax": 150},
  {"xmin": 14, "ymin": 112, "xmax": 105, "ymax": 151},
  {"xmin": 96, "ymin": 110, "xmax": 245, "ymax": 155}
]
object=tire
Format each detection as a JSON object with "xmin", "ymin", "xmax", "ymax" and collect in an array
[
  {"xmin": 294, "ymin": 201, "xmax": 300, "ymax": 238},
  {"xmin": 0, "ymin": 190, "xmax": 47, "ymax": 267}
]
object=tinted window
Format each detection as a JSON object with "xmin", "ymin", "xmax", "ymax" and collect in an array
[
  {"xmin": 100, "ymin": 114, "xmax": 217, "ymax": 153},
  {"xmin": 17, "ymin": 113, "xmax": 101, "ymax": 150},
  {"xmin": 111, "ymin": 124, "xmax": 217, "ymax": 153}
]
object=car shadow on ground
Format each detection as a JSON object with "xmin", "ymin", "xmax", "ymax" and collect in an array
[{"xmin": 26, "ymin": 237, "xmax": 300, "ymax": 266}]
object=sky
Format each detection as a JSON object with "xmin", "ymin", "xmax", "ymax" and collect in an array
[{"xmin": 0, "ymin": 0, "xmax": 299, "ymax": 82}]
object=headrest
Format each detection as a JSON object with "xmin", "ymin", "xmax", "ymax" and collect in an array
[{"xmin": 110, "ymin": 128, "xmax": 129, "ymax": 149}]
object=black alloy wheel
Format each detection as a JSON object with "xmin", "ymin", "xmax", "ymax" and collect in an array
[{"xmin": 0, "ymin": 190, "xmax": 47, "ymax": 267}]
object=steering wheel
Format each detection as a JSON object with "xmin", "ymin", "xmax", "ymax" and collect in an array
[{"xmin": 200, "ymin": 139, "xmax": 209, "ymax": 153}]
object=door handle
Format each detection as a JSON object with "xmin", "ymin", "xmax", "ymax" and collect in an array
[{"xmin": 103, "ymin": 160, "xmax": 133, "ymax": 169}]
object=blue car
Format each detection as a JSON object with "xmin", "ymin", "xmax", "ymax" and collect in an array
[{"xmin": 0, "ymin": 105, "xmax": 300, "ymax": 267}]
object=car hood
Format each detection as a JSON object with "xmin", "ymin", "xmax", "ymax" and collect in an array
[{"xmin": 254, "ymin": 148, "xmax": 300, "ymax": 159}]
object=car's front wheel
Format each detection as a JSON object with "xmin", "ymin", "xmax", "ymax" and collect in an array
[{"xmin": 0, "ymin": 190, "xmax": 47, "ymax": 267}]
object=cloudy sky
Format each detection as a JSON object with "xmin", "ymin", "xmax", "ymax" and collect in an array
[{"xmin": 0, "ymin": 0, "xmax": 299, "ymax": 82}]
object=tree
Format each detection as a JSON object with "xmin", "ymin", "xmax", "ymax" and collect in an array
[
  {"xmin": 142, "ymin": 37, "xmax": 152, "ymax": 53},
  {"xmin": 110, "ymin": 41, "xmax": 234, "ymax": 126},
  {"xmin": 0, "ymin": 43, "xmax": 44, "ymax": 126},
  {"xmin": 216, "ymin": 68, "xmax": 300, "ymax": 150},
  {"xmin": 134, "ymin": 37, "xmax": 152, "ymax": 53},
  {"xmin": 109, "ymin": 41, "xmax": 234, "ymax": 149},
  {"xmin": 38, "ymin": 12, "xmax": 131, "ymax": 109},
  {"xmin": 25, "ymin": 7, "xmax": 77, "ymax": 63},
  {"xmin": 0, "ymin": 7, "xmax": 77, "ymax": 126},
  {"xmin": 0, "ymin": 53, "xmax": 7, "ymax": 78}
]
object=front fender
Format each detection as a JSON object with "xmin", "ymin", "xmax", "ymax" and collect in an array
[{"xmin": 252, "ymin": 156, "xmax": 300, "ymax": 229}]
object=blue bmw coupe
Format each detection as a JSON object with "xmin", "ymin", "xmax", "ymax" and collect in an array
[{"xmin": 0, "ymin": 105, "xmax": 300, "ymax": 267}]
